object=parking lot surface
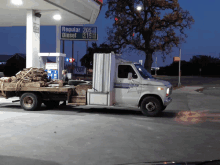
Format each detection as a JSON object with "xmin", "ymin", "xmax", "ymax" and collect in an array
[{"xmin": 0, "ymin": 76, "xmax": 219, "ymax": 165}]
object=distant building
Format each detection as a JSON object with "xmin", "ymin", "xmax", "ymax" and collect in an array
[
  {"xmin": 0, "ymin": 55, "xmax": 13, "ymax": 64},
  {"xmin": 3, "ymin": 53, "xmax": 27, "ymax": 77},
  {"xmin": 0, "ymin": 54, "xmax": 54, "ymax": 64},
  {"xmin": 2, "ymin": 53, "xmax": 55, "ymax": 76}
]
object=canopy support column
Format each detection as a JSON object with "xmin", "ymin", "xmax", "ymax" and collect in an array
[
  {"xmin": 26, "ymin": 10, "xmax": 41, "ymax": 69},
  {"xmin": 56, "ymin": 25, "xmax": 64, "ymax": 80}
]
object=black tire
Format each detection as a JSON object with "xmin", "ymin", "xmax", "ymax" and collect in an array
[
  {"xmin": 44, "ymin": 100, "xmax": 60, "ymax": 109},
  {"xmin": 161, "ymin": 105, "xmax": 167, "ymax": 111},
  {"xmin": 20, "ymin": 93, "xmax": 42, "ymax": 111},
  {"xmin": 140, "ymin": 96, "xmax": 162, "ymax": 117}
]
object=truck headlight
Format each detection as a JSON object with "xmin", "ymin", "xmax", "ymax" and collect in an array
[
  {"xmin": 166, "ymin": 88, "xmax": 170, "ymax": 96},
  {"xmin": 157, "ymin": 87, "xmax": 164, "ymax": 90}
]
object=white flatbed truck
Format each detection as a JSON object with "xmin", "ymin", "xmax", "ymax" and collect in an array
[{"xmin": 0, "ymin": 52, "xmax": 172, "ymax": 117}]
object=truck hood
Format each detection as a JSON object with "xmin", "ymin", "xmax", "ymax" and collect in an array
[{"xmin": 142, "ymin": 78, "xmax": 171, "ymax": 87}]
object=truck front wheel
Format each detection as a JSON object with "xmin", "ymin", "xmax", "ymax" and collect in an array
[
  {"xmin": 20, "ymin": 93, "xmax": 42, "ymax": 111},
  {"xmin": 141, "ymin": 96, "xmax": 162, "ymax": 117},
  {"xmin": 161, "ymin": 105, "xmax": 167, "ymax": 111}
]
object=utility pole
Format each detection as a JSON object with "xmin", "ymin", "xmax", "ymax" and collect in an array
[
  {"xmin": 86, "ymin": 41, "xmax": 89, "ymax": 75},
  {"xmin": 63, "ymin": 40, "xmax": 65, "ymax": 55},
  {"xmin": 62, "ymin": 40, "xmax": 65, "ymax": 77},
  {"xmin": 178, "ymin": 48, "xmax": 181, "ymax": 87},
  {"xmin": 77, "ymin": 51, "xmax": 79, "ymax": 67},
  {"xmin": 86, "ymin": 41, "xmax": 88, "ymax": 54},
  {"xmin": 155, "ymin": 55, "xmax": 157, "ymax": 76}
]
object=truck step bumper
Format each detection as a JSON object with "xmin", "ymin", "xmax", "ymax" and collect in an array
[
  {"xmin": 68, "ymin": 103, "xmax": 86, "ymax": 106},
  {"xmin": 12, "ymin": 100, "xmax": 20, "ymax": 103},
  {"xmin": 164, "ymin": 97, "xmax": 172, "ymax": 106}
]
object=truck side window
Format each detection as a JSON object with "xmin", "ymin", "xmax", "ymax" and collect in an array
[{"xmin": 118, "ymin": 65, "xmax": 138, "ymax": 79}]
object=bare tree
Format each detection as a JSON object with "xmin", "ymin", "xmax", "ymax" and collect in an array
[{"xmin": 105, "ymin": 0, "xmax": 195, "ymax": 72}]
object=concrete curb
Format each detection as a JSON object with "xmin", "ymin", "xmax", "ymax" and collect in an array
[{"xmin": 173, "ymin": 86, "xmax": 204, "ymax": 94}]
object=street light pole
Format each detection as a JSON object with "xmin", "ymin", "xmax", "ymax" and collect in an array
[
  {"xmin": 178, "ymin": 48, "xmax": 181, "ymax": 87},
  {"xmin": 72, "ymin": 41, "xmax": 74, "ymax": 79}
]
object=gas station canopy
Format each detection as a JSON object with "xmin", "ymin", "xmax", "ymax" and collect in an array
[
  {"xmin": 0, "ymin": 0, "xmax": 102, "ymax": 80},
  {"xmin": 0, "ymin": 0, "xmax": 102, "ymax": 26}
]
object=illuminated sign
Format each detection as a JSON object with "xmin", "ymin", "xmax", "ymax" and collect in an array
[
  {"xmin": 173, "ymin": 57, "xmax": 180, "ymax": 62},
  {"xmin": 61, "ymin": 26, "xmax": 98, "ymax": 41}
]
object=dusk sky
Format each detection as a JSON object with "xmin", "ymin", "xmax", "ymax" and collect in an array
[{"xmin": 0, "ymin": 0, "xmax": 220, "ymax": 67}]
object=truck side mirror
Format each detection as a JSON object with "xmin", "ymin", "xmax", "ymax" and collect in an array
[{"xmin": 128, "ymin": 72, "xmax": 133, "ymax": 80}]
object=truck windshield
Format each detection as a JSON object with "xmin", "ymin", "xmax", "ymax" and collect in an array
[{"xmin": 134, "ymin": 64, "xmax": 153, "ymax": 79}]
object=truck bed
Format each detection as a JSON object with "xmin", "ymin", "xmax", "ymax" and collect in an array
[
  {"xmin": 0, "ymin": 82, "xmax": 73, "ymax": 92},
  {"xmin": 0, "ymin": 83, "xmax": 92, "ymax": 106}
]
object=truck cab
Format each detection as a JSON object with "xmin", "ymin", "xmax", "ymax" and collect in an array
[{"xmin": 87, "ymin": 52, "xmax": 172, "ymax": 117}]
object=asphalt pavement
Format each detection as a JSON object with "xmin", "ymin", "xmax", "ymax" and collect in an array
[
  {"xmin": 0, "ymin": 102, "xmax": 219, "ymax": 165},
  {"xmin": 0, "ymin": 76, "xmax": 219, "ymax": 165}
]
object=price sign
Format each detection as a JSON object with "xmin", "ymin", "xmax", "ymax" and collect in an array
[{"xmin": 61, "ymin": 26, "xmax": 98, "ymax": 41}]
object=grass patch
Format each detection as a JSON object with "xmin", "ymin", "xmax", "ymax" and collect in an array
[{"xmin": 195, "ymin": 88, "xmax": 204, "ymax": 92}]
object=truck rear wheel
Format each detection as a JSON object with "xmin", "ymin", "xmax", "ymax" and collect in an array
[
  {"xmin": 140, "ymin": 96, "xmax": 162, "ymax": 117},
  {"xmin": 43, "ymin": 100, "xmax": 60, "ymax": 109},
  {"xmin": 20, "ymin": 93, "xmax": 42, "ymax": 111}
]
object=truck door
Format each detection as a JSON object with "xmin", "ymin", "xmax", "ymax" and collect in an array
[{"xmin": 114, "ymin": 64, "xmax": 141, "ymax": 107}]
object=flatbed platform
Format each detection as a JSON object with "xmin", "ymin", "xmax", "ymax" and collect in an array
[{"xmin": 0, "ymin": 81, "xmax": 92, "ymax": 110}]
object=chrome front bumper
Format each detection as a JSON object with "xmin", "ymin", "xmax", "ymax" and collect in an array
[{"xmin": 164, "ymin": 97, "xmax": 172, "ymax": 106}]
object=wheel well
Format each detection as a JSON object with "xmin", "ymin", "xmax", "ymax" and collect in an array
[
  {"xmin": 138, "ymin": 94, "xmax": 163, "ymax": 107},
  {"xmin": 19, "ymin": 91, "xmax": 43, "ymax": 98}
]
